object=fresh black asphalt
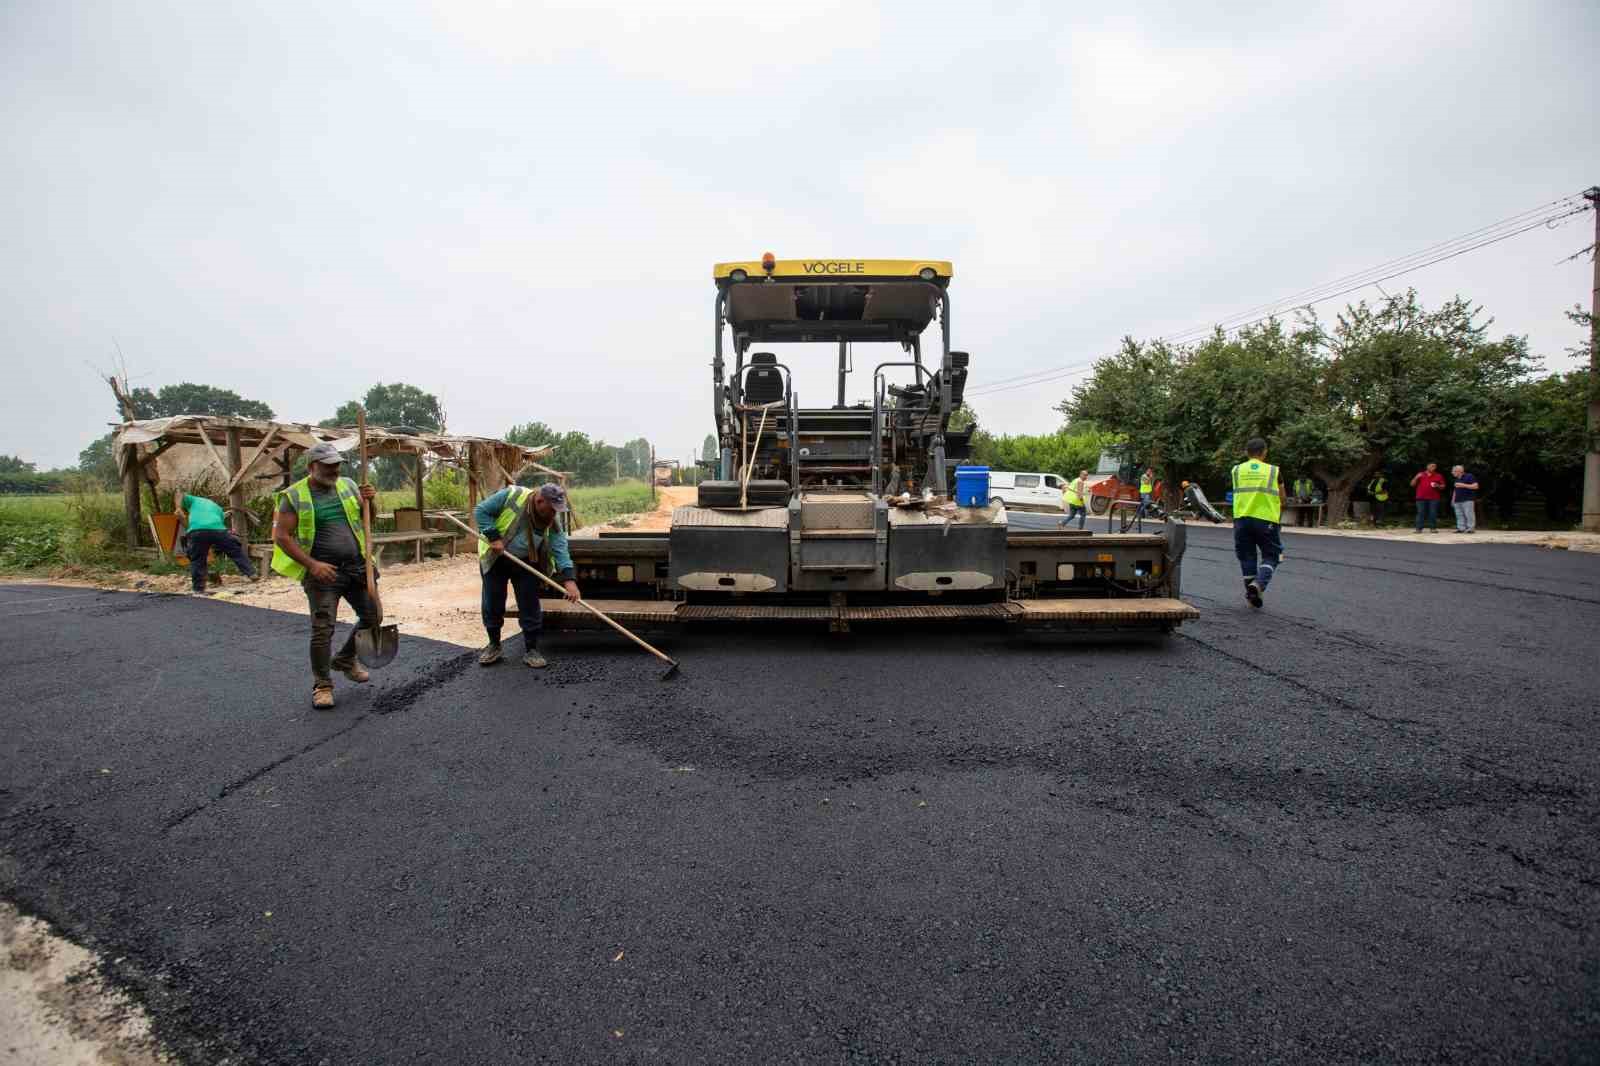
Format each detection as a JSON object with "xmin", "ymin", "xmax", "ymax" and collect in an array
[{"xmin": 2, "ymin": 527, "xmax": 1597, "ymax": 1063}]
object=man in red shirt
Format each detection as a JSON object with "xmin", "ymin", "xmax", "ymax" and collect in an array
[{"xmin": 1410, "ymin": 462, "xmax": 1447, "ymax": 533}]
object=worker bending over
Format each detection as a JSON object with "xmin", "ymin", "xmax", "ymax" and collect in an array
[
  {"xmin": 269, "ymin": 442, "xmax": 379, "ymax": 709},
  {"xmin": 475, "ymin": 482, "xmax": 580, "ymax": 668},
  {"xmin": 175, "ymin": 492, "xmax": 257, "ymax": 593},
  {"xmin": 1231, "ymin": 437, "xmax": 1286, "ymax": 609}
]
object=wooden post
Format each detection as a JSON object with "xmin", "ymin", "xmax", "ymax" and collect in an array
[
  {"xmin": 467, "ymin": 444, "xmax": 480, "ymax": 529},
  {"xmin": 122, "ymin": 443, "xmax": 142, "ymax": 549},
  {"xmin": 225, "ymin": 427, "xmax": 246, "ymax": 538},
  {"xmin": 414, "ymin": 450, "xmax": 425, "ymax": 562}
]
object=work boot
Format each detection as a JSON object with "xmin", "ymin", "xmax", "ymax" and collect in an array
[
  {"xmin": 1245, "ymin": 580, "xmax": 1263, "ymax": 609},
  {"xmin": 478, "ymin": 641, "xmax": 503, "ymax": 666},
  {"xmin": 339, "ymin": 660, "xmax": 370, "ymax": 683},
  {"xmin": 311, "ymin": 685, "xmax": 335, "ymax": 710},
  {"xmin": 522, "ymin": 648, "xmax": 548, "ymax": 669}
]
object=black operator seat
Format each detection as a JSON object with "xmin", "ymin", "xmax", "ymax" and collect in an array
[{"xmin": 743, "ymin": 352, "xmax": 785, "ymax": 405}]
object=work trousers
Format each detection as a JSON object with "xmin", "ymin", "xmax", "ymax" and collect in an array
[
  {"xmin": 1135, "ymin": 492, "xmax": 1152, "ymax": 519},
  {"xmin": 187, "ymin": 528, "xmax": 256, "ymax": 591},
  {"xmin": 1371, "ymin": 499, "xmax": 1387, "ymax": 524},
  {"xmin": 1414, "ymin": 498, "xmax": 1440, "ymax": 531},
  {"xmin": 481, "ymin": 555, "xmax": 543, "ymax": 650},
  {"xmin": 1233, "ymin": 516, "xmax": 1283, "ymax": 589},
  {"xmin": 1452, "ymin": 500, "xmax": 1476, "ymax": 532},
  {"xmin": 1063, "ymin": 503, "xmax": 1087, "ymax": 529},
  {"xmin": 303, "ymin": 564, "xmax": 379, "ymax": 686}
]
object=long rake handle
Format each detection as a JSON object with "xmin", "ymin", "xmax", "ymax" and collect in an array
[{"xmin": 437, "ymin": 511, "xmax": 677, "ymax": 669}]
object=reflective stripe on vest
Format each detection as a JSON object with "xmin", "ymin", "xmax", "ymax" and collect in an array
[
  {"xmin": 270, "ymin": 476, "xmax": 367, "ymax": 580},
  {"xmin": 1231, "ymin": 460, "xmax": 1281, "ymax": 523},
  {"xmin": 1369, "ymin": 477, "xmax": 1389, "ymax": 502}
]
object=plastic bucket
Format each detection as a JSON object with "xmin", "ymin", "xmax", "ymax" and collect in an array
[{"xmin": 954, "ymin": 466, "xmax": 990, "ymax": 507}]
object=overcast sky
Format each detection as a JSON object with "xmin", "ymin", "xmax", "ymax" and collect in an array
[{"xmin": 3, "ymin": 1, "xmax": 1595, "ymax": 469}]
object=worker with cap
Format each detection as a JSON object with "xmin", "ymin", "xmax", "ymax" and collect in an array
[
  {"xmin": 269, "ymin": 441, "xmax": 379, "ymax": 709},
  {"xmin": 474, "ymin": 481, "xmax": 580, "ymax": 668},
  {"xmin": 1231, "ymin": 437, "xmax": 1286, "ymax": 609}
]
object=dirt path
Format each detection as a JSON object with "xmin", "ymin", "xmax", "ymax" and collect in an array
[{"xmin": 575, "ymin": 484, "xmax": 695, "ymax": 535}]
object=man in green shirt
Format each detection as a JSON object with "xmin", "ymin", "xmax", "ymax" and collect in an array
[
  {"xmin": 174, "ymin": 492, "xmax": 257, "ymax": 593},
  {"xmin": 270, "ymin": 442, "xmax": 379, "ymax": 709}
]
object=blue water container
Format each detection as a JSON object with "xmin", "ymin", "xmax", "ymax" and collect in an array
[{"xmin": 954, "ymin": 466, "xmax": 990, "ymax": 507}]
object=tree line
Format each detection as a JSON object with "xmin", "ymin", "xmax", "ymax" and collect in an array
[{"xmin": 1048, "ymin": 292, "xmax": 1589, "ymax": 523}]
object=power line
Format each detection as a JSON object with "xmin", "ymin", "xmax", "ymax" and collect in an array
[{"xmin": 964, "ymin": 190, "xmax": 1595, "ymax": 401}]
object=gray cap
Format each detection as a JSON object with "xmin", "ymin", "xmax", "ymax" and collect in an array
[
  {"xmin": 305, "ymin": 441, "xmax": 345, "ymax": 467},
  {"xmin": 536, "ymin": 482, "xmax": 569, "ymax": 512}
]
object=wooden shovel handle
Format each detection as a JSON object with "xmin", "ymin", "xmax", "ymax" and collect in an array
[{"xmin": 436, "ymin": 511, "xmax": 675, "ymax": 668}]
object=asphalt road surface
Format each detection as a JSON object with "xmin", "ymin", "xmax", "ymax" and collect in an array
[{"xmin": 3, "ymin": 527, "xmax": 1597, "ymax": 1064}]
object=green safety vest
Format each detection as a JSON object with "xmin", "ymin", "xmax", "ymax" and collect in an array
[
  {"xmin": 1293, "ymin": 477, "xmax": 1313, "ymax": 498},
  {"xmin": 271, "ymin": 476, "xmax": 367, "ymax": 580},
  {"xmin": 1063, "ymin": 478, "xmax": 1085, "ymax": 507},
  {"xmin": 1368, "ymin": 476, "xmax": 1389, "ymax": 502},
  {"xmin": 1231, "ymin": 460, "xmax": 1281, "ymax": 523},
  {"xmin": 477, "ymin": 486, "xmax": 559, "ymax": 576},
  {"xmin": 1139, "ymin": 474, "xmax": 1154, "ymax": 494}
]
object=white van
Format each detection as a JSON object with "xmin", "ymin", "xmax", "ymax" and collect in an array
[{"xmin": 985, "ymin": 471, "xmax": 1067, "ymax": 512}]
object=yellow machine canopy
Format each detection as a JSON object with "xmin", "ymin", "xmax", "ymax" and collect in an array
[{"xmin": 714, "ymin": 258, "xmax": 953, "ymax": 344}]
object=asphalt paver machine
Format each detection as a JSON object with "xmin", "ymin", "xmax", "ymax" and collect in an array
[{"xmin": 546, "ymin": 257, "xmax": 1198, "ymax": 636}]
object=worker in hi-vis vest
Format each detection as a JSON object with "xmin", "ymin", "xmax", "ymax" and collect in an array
[
  {"xmin": 270, "ymin": 441, "xmax": 380, "ymax": 710},
  {"xmin": 473, "ymin": 481, "xmax": 580, "ymax": 669},
  {"xmin": 1366, "ymin": 473, "xmax": 1389, "ymax": 525},
  {"xmin": 1062, "ymin": 468, "xmax": 1090, "ymax": 530},
  {"xmin": 1134, "ymin": 467, "xmax": 1156, "ymax": 519},
  {"xmin": 1292, "ymin": 476, "xmax": 1315, "ymax": 502},
  {"xmin": 1231, "ymin": 437, "xmax": 1287, "ymax": 609}
]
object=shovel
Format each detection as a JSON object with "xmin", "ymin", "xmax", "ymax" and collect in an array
[{"xmin": 354, "ymin": 408, "xmax": 399, "ymax": 668}]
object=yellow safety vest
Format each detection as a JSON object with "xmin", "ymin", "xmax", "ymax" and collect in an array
[
  {"xmin": 1231, "ymin": 460, "xmax": 1281, "ymax": 523},
  {"xmin": 271, "ymin": 476, "xmax": 367, "ymax": 580},
  {"xmin": 1063, "ymin": 478, "xmax": 1085, "ymax": 507},
  {"xmin": 1293, "ymin": 477, "xmax": 1313, "ymax": 498},
  {"xmin": 477, "ymin": 486, "xmax": 559, "ymax": 575},
  {"xmin": 1139, "ymin": 474, "xmax": 1154, "ymax": 494},
  {"xmin": 1368, "ymin": 476, "xmax": 1389, "ymax": 502}
]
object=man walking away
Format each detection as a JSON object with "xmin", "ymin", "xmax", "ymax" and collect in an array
[
  {"xmin": 1367, "ymin": 472, "xmax": 1389, "ymax": 525},
  {"xmin": 1451, "ymin": 465, "xmax": 1479, "ymax": 533},
  {"xmin": 1231, "ymin": 438, "xmax": 1285, "ymax": 609},
  {"xmin": 1062, "ymin": 469, "xmax": 1089, "ymax": 530},
  {"xmin": 474, "ymin": 481, "xmax": 581, "ymax": 668},
  {"xmin": 270, "ymin": 442, "xmax": 379, "ymax": 710},
  {"xmin": 1411, "ymin": 463, "xmax": 1446, "ymax": 533},
  {"xmin": 175, "ymin": 492, "xmax": 257, "ymax": 593}
]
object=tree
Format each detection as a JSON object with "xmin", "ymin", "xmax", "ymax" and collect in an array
[
  {"xmin": 504, "ymin": 423, "xmax": 614, "ymax": 487},
  {"xmin": 322, "ymin": 383, "xmax": 447, "ymax": 489},
  {"xmin": 323, "ymin": 382, "xmax": 445, "ymax": 432},
  {"xmin": 0, "ymin": 455, "xmax": 36, "ymax": 474},
  {"xmin": 615, "ymin": 437, "xmax": 652, "ymax": 479},
  {"xmin": 77, "ymin": 433, "xmax": 119, "ymax": 489},
  {"xmin": 701, "ymin": 434, "xmax": 719, "ymax": 465},
  {"xmin": 124, "ymin": 383, "xmax": 274, "ymax": 420}
]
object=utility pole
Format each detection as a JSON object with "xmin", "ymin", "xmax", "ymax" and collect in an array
[{"xmin": 1584, "ymin": 186, "xmax": 1600, "ymax": 533}]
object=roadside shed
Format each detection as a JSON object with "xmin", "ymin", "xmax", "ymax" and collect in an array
[{"xmin": 111, "ymin": 416, "xmax": 557, "ymax": 556}]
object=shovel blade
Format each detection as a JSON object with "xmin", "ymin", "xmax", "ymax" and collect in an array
[{"xmin": 355, "ymin": 624, "xmax": 400, "ymax": 668}]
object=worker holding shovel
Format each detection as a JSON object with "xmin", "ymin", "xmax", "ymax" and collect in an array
[
  {"xmin": 270, "ymin": 441, "xmax": 380, "ymax": 709},
  {"xmin": 474, "ymin": 482, "xmax": 579, "ymax": 668}
]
